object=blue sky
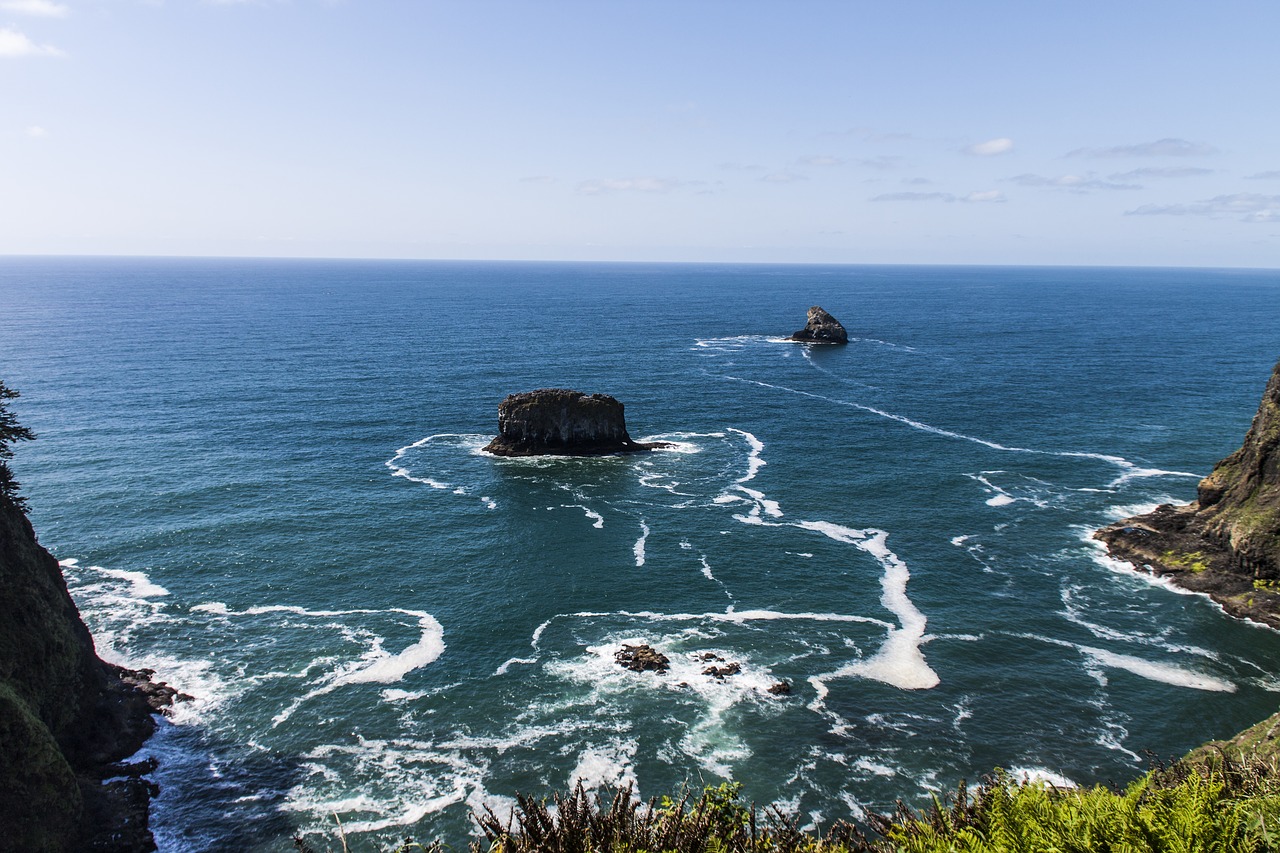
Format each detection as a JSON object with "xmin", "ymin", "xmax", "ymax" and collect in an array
[{"xmin": 3, "ymin": 0, "xmax": 1278, "ymax": 266}]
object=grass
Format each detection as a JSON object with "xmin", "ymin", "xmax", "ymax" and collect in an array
[{"xmin": 293, "ymin": 754, "xmax": 1280, "ymax": 852}]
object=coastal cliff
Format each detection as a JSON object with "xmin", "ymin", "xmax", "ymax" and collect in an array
[
  {"xmin": 0, "ymin": 385, "xmax": 169, "ymax": 851},
  {"xmin": 1095, "ymin": 359, "xmax": 1280, "ymax": 628},
  {"xmin": 483, "ymin": 389, "xmax": 668, "ymax": 457}
]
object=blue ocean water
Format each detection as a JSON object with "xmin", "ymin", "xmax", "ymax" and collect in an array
[{"xmin": 3, "ymin": 258, "xmax": 1280, "ymax": 849}]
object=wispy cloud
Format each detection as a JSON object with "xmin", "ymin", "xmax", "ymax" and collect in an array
[
  {"xmin": 1245, "ymin": 170, "xmax": 1280, "ymax": 180},
  {"xmin": 576, "ymin": 177, "xmax": 686, "ymax": 195},
  {"xmin": 1067, "ymin": 138, "xmax": 1217, "ymax": 158},
  {"xmin": 819, "ymin": 126, "xmax": 912, "ymax": 143},
  {"xmin": 519, "ymin": 175, "xmax": 555, "ymax": 184},
  {"xmin": 797, "ymin": 155, "xmax": 844, "ymax": 167},
  {"xmin": 761, "ymin": 172, "xmax": 807, "ymax": 183},
  {"xmin": 1107, "ymin": 167, "xmax": 1213, "ymax": 180},
  {"xmin": 858, "ymin": 155, "xmax": 903, "ymax": 171},
  {"xmin": 1126, "ymin": 193, "xmax": 1280, "ymax": 221},
  {"xmin": 0, "ymin": 0, "xmax": 69, "ymax": 17},
  {"xmin": 902, "ymin": 177, "xmax": 933, "ymax": 185},
  {"xmin": 0, "ymin": 26, "xmax": 63, "ymax": 56},
  {"xmin": 871, "ymin": 190, "xmax": 1005, "ymax": 203},
  {"xmin": 965, "ymin": 137, "xmax": 1014, "ymax": 156},
  {"xmin": 1008, "ymin": 173, "xmax": 1140, "ymax": 191},
  {"xmin": 25, "ymin": 125, "xmax": 47, "ymax": 137}
]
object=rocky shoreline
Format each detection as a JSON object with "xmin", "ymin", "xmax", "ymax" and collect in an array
[{"xmin": 1094, "ymin": 359, "xmax": 1280, "ymax": 631}]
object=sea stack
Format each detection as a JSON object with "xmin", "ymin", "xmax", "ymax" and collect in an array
[
  {"xmin": 1095, "ymin": 358, "xmax": 1280, "ymax": 628},
  {"xmin": 482, "ymin": 389, "xmax": 669, "ymax": 457},
  {"xmin": 788, "ymin": 306, "xmax": 848, "ymax": 344}
]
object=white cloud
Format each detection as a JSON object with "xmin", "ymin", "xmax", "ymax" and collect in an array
[
  {"xmin": 965, "ymin": 137, "xmax": 1014, "ymax": 156},
  {"xmin": 576, "ymin": 177, "xmax": 684, "ymax": 195},
  {"xmin": 1009, "ymin": 173, "xmax": 1140, "ymax": 191},
  {"xmin": 1245, "ymin": 170, "xmax": 1280, "ymax": 180},
  {"xmin": 0, "ymin": 26, "xmax": 63, "ymax": 57},
  {"xmin": 1126, "ymin": 193, "xmax": 1280, "ymax": 221},
  {"xmin": 964, "ymin": 190, "xmax": 1005, "ymax": 203},
  {"xmin": 871, "ymin": 190, "xmax": 1005, "ymax": 203},
  {"xmin": 0, "ymin": 0, "xmax": 69, "ymax": 17},
  {"xmin": 25, "ymin": 125, "xmax": 47, "ymax": 137},
  {"xmin": 1066, "ymin": 138, "xmax": 1217, "ymax": 158}
]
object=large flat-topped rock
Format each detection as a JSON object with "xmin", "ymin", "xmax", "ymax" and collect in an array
[{"xmin": 482, "ymin": 389, "xmax": 669, "ymax": 457}]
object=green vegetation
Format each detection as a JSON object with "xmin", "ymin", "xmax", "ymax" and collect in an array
[
  {"xmin": 1161, "ymin": 550, "xmax": 1212, "ymax": 573},
  {"xmin": 295, "ymin": 757, "xmax": 1280, "ymax": 853},
  {"xmin": 0, "ymin": 379, "xmax": 35, "ymax": 509},
  {"xmin": 1253, "ymin": 579, "xmax": 1280, "ymax": 592}
]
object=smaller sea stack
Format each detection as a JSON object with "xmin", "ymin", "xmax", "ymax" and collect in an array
[
  {"xmin": 482, "ymin": 389, "xmax": 669, "ymax": 457},
  {"xmin": 788, "ymin": 306, "xmax": 848, "ymax": 344}
]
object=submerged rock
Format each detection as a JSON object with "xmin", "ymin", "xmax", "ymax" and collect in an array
[
  {"xmin": 767, "ymin": 681, "xmax": 793, "ymax": 696},
  {"xmin": 615, "ymin": 643, "xmax": 670, "ymax": 673},
  {"xmin": 788, "ymin": 306, "xmax": 848, "ymax": 344},
  {"xmin": 1095, "ymin": 359, "xmax": 1280, "ymax": 628},
  {"xmin": 482, "ymin": 389, "xmax": 670, "ymax": 457}
]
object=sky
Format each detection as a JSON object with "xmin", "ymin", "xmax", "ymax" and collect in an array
[{"xmin": 2, "ymin": 0, "xmax": 1279, "ymax": 267}]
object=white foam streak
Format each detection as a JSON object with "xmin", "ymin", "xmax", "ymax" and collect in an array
[
  {"xmin": 1082, "ymin": 647, "xmax": 1235, "ymax": 693},
  {"xmin": 89, "ymin": 566, "xmax": 169, "ymax": 598},
  {"xmin": 727, "ymin": 428, "xmax": 766, "ymax": 483},
  {"xmin": 1008, "ymin": 767, "xmax": 1077, "ymax": 788},
  {"xmin": 634, "ymin": 521, "xmax": 649, "ymax": 567},
  {"xmin": 1019, "ymin": 632, "xmax": 1235, "ymax": 693},
  {"xmin": 725, "ymin": 375, "xmax": 1201, "ymax": 481}
]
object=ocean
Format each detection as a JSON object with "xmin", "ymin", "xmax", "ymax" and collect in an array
[{"xmin": 3, "ymin": 257, "xmax": 1280, "ymax": 849}]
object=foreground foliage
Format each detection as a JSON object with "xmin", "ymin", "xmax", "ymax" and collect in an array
[{"xmin": 295, "ymin": 753, "xmax": 1280, "ymax": 852}]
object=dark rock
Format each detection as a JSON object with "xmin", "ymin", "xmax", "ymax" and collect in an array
[
  {"xmin": 482, "ymin": 389, "xmax": 671, "ymax": 457},
  {"xmin": 702, "ymin": 662, "xmax": 742, "ymax": 679},
  {"xmin": 698, "ymin": 652, "xmax": 725, "ymax": 663},
  {"xmin": 615, "ymin": 644, "xmax": 670, "ymax": 673},
  {"xmin": 767, "ymin": 681, "xmax": 793, "ymax": 695},
  {"xmin": 788, "ymin": 306, "xmax": 848, "ymax": 344},
  {"xmin": 1095, "ymin": 358, "xmax": 1280, "ymax": 629}
]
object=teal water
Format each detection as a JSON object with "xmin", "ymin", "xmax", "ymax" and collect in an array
[{"xmin": 3, "ymin": 258, "xmax": 1280, "ymax": 849}]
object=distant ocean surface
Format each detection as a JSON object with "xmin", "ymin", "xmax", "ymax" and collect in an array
[{"xmin": 5, "ymin": 258, "xmax": 1280, "ymax": 849}]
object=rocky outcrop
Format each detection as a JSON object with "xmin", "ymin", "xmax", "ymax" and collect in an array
[
  {"xmin": 615, "ymin": 644, "xmax": 670, "ymax": 673},
  {"xmin": 1095, "ymin": 359, "xmax": 1280, "ymax": 628},
  {"xmin": 788, "ymin": 306, "xmax": 848, "ymax": 344},
  {"xmin": 0, "ymin": 490, "xmax": 177, "ymax": 850},
  {"xmin": 482, "ymin": 389, "xmax": 669, "ymax": 457}
]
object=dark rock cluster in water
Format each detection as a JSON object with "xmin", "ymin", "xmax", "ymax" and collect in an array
[
  {"xmin": 788, "ymin": 306, "xmax": 848, "ymax": 344},
  {"xmin": 1096, "ymin": 358, "xmax": 1280, "ymax": 628},
  {"xmin": 615, "ymin": 643, "xmax": 670, "ymax": 673},
  {"xmin": 482, "ymin": 389, "xmax": 670, "ymax": 457}
]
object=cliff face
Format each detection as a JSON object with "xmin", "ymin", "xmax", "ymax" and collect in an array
[
  {"xmin": 483, "ymin": 389, "xmax": 668, "ymax": 457},
  {"xmin": 1096, "ymin": 359, "xmax": 1280, "ymax": 627},
  {"xmin": 0, "ymin": 495, "xmax": 159, "ymax": 850},
  {"xmin": 1193, "ymin": 360, "xmax": 1280, "ymax": 578}
]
